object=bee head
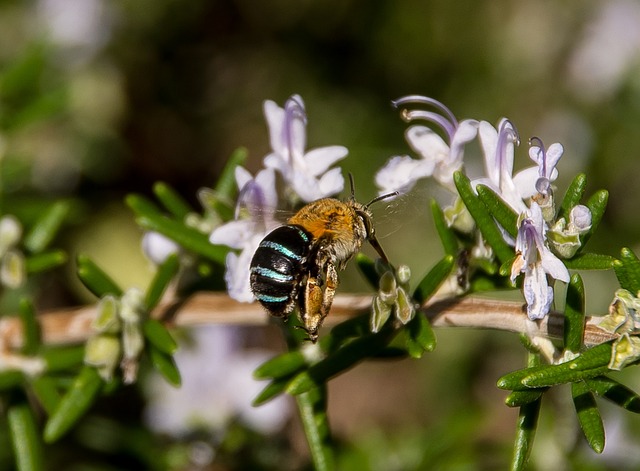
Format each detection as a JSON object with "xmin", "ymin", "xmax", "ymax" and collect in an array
[{"xmin": 348, "ymin": 174, "xmax": 398, "ymax": 264}]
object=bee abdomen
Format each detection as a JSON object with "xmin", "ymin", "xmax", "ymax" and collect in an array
[{"xmin": 250, "ymin": 225, "xmax": 311, "ymax": 317}]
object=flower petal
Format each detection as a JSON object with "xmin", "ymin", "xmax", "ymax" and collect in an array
[
  {"xmin": 303, "ymin": 146, "xmax": 349, "ymax": 176},
  {"xmin": 405, "ymin": 126, "xmax": 450, "ymax": 163},
  {"xmin": 375, "ymin": 155, "xmax": 435, "ymax": 195},
  {"xmin": 523, "ymin": 263, "xmax": 554, "ymax": 319},
  {"xmin": 210, "ymin": 220, "xmax": 254, "ymax": 249},
  {"xmin": 512, "ymin": 166, "xmax": 540, "ymax": 199}
]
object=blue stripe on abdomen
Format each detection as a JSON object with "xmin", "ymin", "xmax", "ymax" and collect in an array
[
  {"xmin": 251, "ymin": 266, "xmax": 294, "ymax": 282},
  {"xmin": 259, "ymin": 240, "xmax": 304, "ymax": 261},
  {"xmin": 255, "ymin": 293, "xmax": 289, "ymax": 303}
]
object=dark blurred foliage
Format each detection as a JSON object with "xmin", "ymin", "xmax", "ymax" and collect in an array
[{"xmin": 2, "ymin": 0, "xmax": 640, "ymax": 469}]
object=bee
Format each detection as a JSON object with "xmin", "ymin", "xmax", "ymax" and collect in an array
[{"xmin": 249, "ymin": 177, "xmax": 396, "ymax": 342}]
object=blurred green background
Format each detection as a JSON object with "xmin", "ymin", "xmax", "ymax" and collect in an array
[{"xmin": 2, "ymin": 0, "xmax": 640, "ymax": 469}]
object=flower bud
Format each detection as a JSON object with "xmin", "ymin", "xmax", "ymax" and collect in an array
[
  {"xmin": 378, "ymin": 271, "xmax": 397, "ymax": 305},
  {"xmin": 396, "ymin": 265, "xmax": 411, "ymax": 285},
  {"xmin": 569, "ymin": 205, "xmax": 592, "ymax": 233},
  {"xmin": 84, "ymin": 334, "xmax": 121, "ymax": 381},
  {"xmin": 371, "ymin": 296, "xmax": 392, "ymax": 333},
  {"xmin": 93, "ymin": 295, "xmax": 121, "ymax": 334},
  {"xmin": 394, "ymin": 287, "xmax": 415, "ymax": 324},
  {"xmin": 0, "ymin": 249, "xmax": 25, "ymax": 288}
]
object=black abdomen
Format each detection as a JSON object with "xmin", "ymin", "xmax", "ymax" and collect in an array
[{"xmin": 250, "ymin": 225, "xmax": 311, "ymax": 317}]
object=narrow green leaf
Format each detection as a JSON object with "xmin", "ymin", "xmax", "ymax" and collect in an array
[
  {"xmin": 144, "ymin": 253, "xmax": 180, "ymax": 311},
  {"xmin": 572, "ymin": 381, "xmax": 605, "ymax": 453},
  {"xmin": 505, "ymin": 389, "xmax": 546, "ymax": 408},
  {"xmin": 476, "ymin": 184, "xmax": 518, "ymax": 238},
  {"xmin": 586, "ymin": 376, "xmax": 640, "ymax": 413},
  {"xmin": 18, "ymin": 298, "xmax": 40, "ymax": 355},
  {"xmin": 215, "ymin": 147, "xmax": 248, "ymax": 199},
  {"xmin": 454, "ymin": 172, "xmax": 513, "ymax": 264},
  {"xmin": 128, "ymin": 194, "xmax": 228, "ymax": 264},
  {"xmin": 413, "ymin": 255, "xmax": 455, "ymax": 305},
  {"xmin": 564, "ymin": 274, "xmax": 585, "ymax": 353},
  {"xmin": 44, "ymin": 366, "xmax": 104, "ymax": 443},
  {"xmin": 41, "ymin": 346, "xmax": 85, "ymax": 372},
  {"xmin": 498, "ymin": 342, "xmax": 613, "ymax": 390},
  {"xmin": 148, "ymin": 345, "xmax": 181, "ymax": 387},
  {"xmin": 614, "ymin": 248, "xmax": 640, "ymax": 293},
  {"xmin": 510, "ymin": 397, "xmax": 541, "ymax": 471},
  {"xmin": 322, "ymin": 314, "xmax": 371, "ymax": 353},
  {"xmin": 76, "ymin": 255, "xmax": 123, "ymax": 298},
  {"xmin": 253, "ymin": 377, "xmax": 291, "ymax": 406},
  {"xmin": 23, "ymin": 201, "xmax": 70, "ymax": 254},
  {"xmin": 0, "ymin": 371, "xmax": 24, "ymax": 391},
  {"xmin": 8, "ymin": 398, "xmax": 44, "ymax": 471},
  {"xmin": 153, "ymin": 182, "xmax": 192, "ymax": 219},
  {"xmin": 29, "ymin": 376, "xmax": 61, "ymax": 416},
  {"xmin": 430, "ymin": 199, "xmax": 458, "ymax": 256},
  {"xmin": 558, "ymin": 173, "xmax": 587, "ymax": 220},
  {"xmin": 287, "ymin": 331, "xmax": 393, "ymax": 395},
  {"xmin": 355, "ymin": 253, "xmax": 379, "ymax": 289},
  {"xmin": 582, "ymin": 189, "xmax": 608, "ymax": 246},
  {"xmin": 142, "ymin": 319, "xmax": 178, "ymax": 355},
  {"xmin": 254, "ymin": 351, "xmax": 307, "ymax": 380},
  {"xmin": 24, "ymin": 250, "xmax": 67, "ymax": 274},
  {"xmin": 563, "ymin": 253, "xmax": 615, "ymax": 270},
  {"xmin": 405, "ymin": 313, "xmax": 436, "ymax": 357},
  {"xmin": 296, "ymin": 386, "xmax": 334, "ymax": 471}
]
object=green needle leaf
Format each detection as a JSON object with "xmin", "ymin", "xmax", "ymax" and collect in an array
[
  {"xmin": 44, "ymin": 366, "xmax": 104, "ymax": 443},
  {"xmin": 76, "ymin": 255, "xmax": 123, "ymax": 298},
  {"xmin": 153, "ymin": 182, "xmax": 193, "ymax": 219},
  {"xmin": 476, "ymin": 184, "xmax": 518, "ymax": 239},
  {"xmin": 144, "ymin": 253, "xmax": 180, "ymax": 311},
  {"xmin": 586, "ymin": 376, "xmax": 640, "ymax": 413},
  {"xmin": 413, "ymin": 255, "xmax": 455, "ymax": 305},
  {"xmin": 404, "ymin": 313, "xmax": 436, "ymax": 358},
  {"xmin": 564, "ymin": 274, "xmax": 585, "ymax": 353},
  {"xmin": 127, "ymin": 194, "xmax": 228, "ymax": 264},
  {"xmin": 254, "ymin": 351, "xmax": 307, "ymax": 380},
  {"xmin": 296, "ymin": 386, "xmax": 334, "ymax": 471},
  {"xmin": 18, "ymin": 298, "xmax": 40, "ymax": 355},
  {"xmin": 253, "ymin": 377, "xmax": 291, "ymax": 406},
  {"xmin": 0, "ymin": 371, "xmax": 24, "ymax": 391},
  {"xmin": 510, "ymin": 397, "xmax": 541, "ymax": 471},
  {"xmin": 582, "ymin": 189, "xmax": 608, "ymax": 246},
  {"xmin": 142, "ymin": 319, "xmax": 178, "ymax": 355},
  {"xmin": 454, "ymin": 172, "xmax": 514, "ymax": 264},
  {"xmin": 558, "ymin": 173, "xmax": 587, "ymax": 220},
  {"xmin": 572, "ymin": 380, "xmax": 605, "ymax": 453},
  {"xmin": 287, "ymin": 331, "xmax": 393, "ymax": 395},
  {"xmin": 24, "ymin": 250, "xmax": 67, "ymax": 274},
  {"xmin": 8, "ymin": 398, "xmax": 44, "ymax": 471},
  {"xmin": 430, "ymin": 199, "xmax": 458, "ymax": 256},
  {"xmin": 29, "ymin": 376, "xmax": 61, "ymax": 416},
  {"xmin": 23, "ymin": 200, "xmax": 70, "ymax": 254},
  {"xmin": 614, "ymin": 248, "xmax": 640, "ymax": 293},
  {"xmin": 498, "ymin": 342, "xmax": 613, "ymax": 390},
  {"xmin": 505, "ymin": 389, "xmax": 546, "ymax": 408},
  {"xmin": 41, "ymin": 346, "xmax": 85, "ymax": 373},
  {"xmin": 215, "ymin": 147, "xmax": 248, "ymax": 199},
  {"xmin": 563, "ymin": 253, "xmax": 615, "ymax": 270},
  {"xmin": 148, "ymin": 345, "xmax": 181, "ymax": 387}
]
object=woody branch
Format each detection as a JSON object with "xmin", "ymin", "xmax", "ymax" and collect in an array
[{"xmin": 0, "ymin": 293, "xmax": 615, "ymax": 351}]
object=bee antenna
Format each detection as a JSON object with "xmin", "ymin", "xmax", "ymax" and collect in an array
[
  {"xmin": 348, "ymin": 173, "xmax": 356, "ymax": 201},
  {"xmin": 365, "ymin": 190, "xmax": 399, "ymax": 209}
]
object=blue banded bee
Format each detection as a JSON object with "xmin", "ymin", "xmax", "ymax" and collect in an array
[{"xmin": 249, "ymin": 177, "xmax": 395, "ymax": 342}]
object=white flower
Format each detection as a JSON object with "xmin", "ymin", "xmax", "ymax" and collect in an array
[
  {"xmin": 510, "ymin": 202, "xmax": 570, "ymax": 320},
  {"xmin": 141, "ymin": 231, "xmax": 180, "ymax": 265},
  {"xmin": 210, "ymin": 167, "xmax": 279, "ymax": 302},
  {"xmin": 528, "ymin": 137, "xmax": 563, "ymax": 195},
  {"xmin": 376, "ymin": 95, "xmax": 478, "ymax": 195},
  {"xmin": 144, "ymin": 326, "xmax": 291, "ymax": 436},
  {"xmin": 263, "ymin": 95, "xmax": 348, "ymax": 202}
]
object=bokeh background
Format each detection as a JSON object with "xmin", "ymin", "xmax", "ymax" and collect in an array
[{"xmin": 2, "ymin": 0, "xmax": 640, "ymax": 469}]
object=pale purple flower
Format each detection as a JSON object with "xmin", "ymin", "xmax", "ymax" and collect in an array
[
  {"xmin": 141, "ymin": 231, "xmax": 180, "ymax": 265},
  {"xmin": 510, "ymin": 202, "xmax": 570, "ymax": 320},
  {"xmin": 527, "ymin": 137, "xmax": 563, "ymax": 195},
  {"xmin": 474, "ymin": 119, "xmax": 534, "ymax": 214},
  {"xmin": 144, "ymin": 326, "xmax": 290, "ymax": 436},
  {"xmin": 210, "ymin": 167, "xmax": 279, "ymax": 302},
  {"xmin": 376, "ymin": 95, "xmax": 478, "ymax": 195},
  {"xmin": 263, "ymin": 95, "xmax": 347, "ymax": 202}
]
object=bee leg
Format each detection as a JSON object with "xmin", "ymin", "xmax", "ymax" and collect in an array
[{"xmin": 300, "ymin": 262, "xmax": 338, "ymax": 343}]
